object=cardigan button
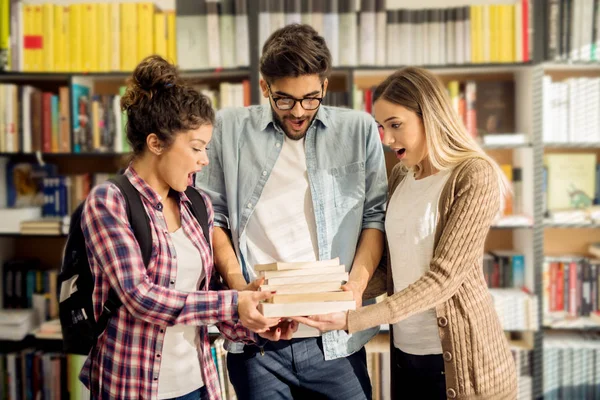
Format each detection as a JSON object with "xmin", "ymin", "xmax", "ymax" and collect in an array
[
  {"xmin": 443, "ymin": 351, "xmax": 453, "ymax": 362},
  {"xmin": 438, "ymin": 316, "xmax": 448, "ymax": 327},
  {"xmin": 447, "ymin": 388, "xmax": 457, "ymax": 398}
]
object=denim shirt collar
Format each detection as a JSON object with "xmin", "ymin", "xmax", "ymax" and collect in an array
[{"xmin": 259, "ymin": 104, "xmax": 331, "ymax": 132}]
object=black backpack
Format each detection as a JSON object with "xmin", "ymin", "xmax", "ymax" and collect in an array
[{"xmin": 57, "ymin": 174, "xmax": 209, "ymax": 355}]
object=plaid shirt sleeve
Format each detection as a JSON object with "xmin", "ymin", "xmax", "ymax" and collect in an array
[{"xmin": 82, "ymin": 182, "xmax": 240, "ymax": 327}]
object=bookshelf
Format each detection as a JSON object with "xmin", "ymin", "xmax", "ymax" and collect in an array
[{"xmin": 0, "ymin": 0, "xmax": 599, "ymax": 399}]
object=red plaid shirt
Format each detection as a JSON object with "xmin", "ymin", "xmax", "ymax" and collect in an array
[{"xmin": 79, "ymin": 167, "xmax": 254, "ymax": 400}]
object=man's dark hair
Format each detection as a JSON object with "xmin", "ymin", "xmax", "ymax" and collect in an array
[
  {"xmin": 260, "ymin": 24, "xmax": 332, "ymax": 84},
  {"xmin": 120, "ymin": 55, "xmax": 215, "ymax": 156}
]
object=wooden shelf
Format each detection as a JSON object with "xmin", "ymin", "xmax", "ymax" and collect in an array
[
  {"xmin": 544, "ymin": 142, "xmax": 600, "ymax": 149},
  {"xmin": 0, "ymin": 68, "xmax": 250, "ymax": 81}
]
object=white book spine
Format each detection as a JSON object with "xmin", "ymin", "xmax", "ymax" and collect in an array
[
  {"xmin": 446, "ymin": 11, "xmax": 455, "ymax": 65},
  {"xmin": 323, "ymin": 11, "xmax": 339, "ymax": 66},
  {"xmin": 206, "ymin": 7, "xmax": 221, "ymax": 68},
  {"xmin": 359, "ymin": 11, "xmax": 376, "ymax": 65},
  {"xmin": 456, "ymin": 13, "xmax": 465, "ymax": 64},
  {"xmin": 21, "ymin": 86, "xmax": 32, "ymax": 153},
  {"xmin": 385, "ymin": 13, "xmax": 394, "ymax": 66},
  {"xmin": 220, "ymin": 14, "xmax": 236, "ymax": 68},
  {"xmin": 286, "ymin": 12, "xmax": 301, "ymax": 26},
  {"xmin": 113, "ymin": 95, "xmax": 122, "ymax": 153},
  {"xmin": 235, "ymin": 14, "xmax": 249, "ymax": 66},
  {"xmin": 271, "ymin": 11, "xmax": 285, "ymax": 33},
  {"xmin": 258, "ymin": 11, "xmax": 271, "ymax": 54},
  {"xmin": 375, "ymin": 10, "xmax": 386, "ymax": 66},
  {"xmin": 438, "ymin": 12, "xmax": 446, "ymax": 65},
  {"xmin": 464, "ymin": 8, "xmax": 471, "ymax": 63},
  {"xmin": 311, "ymin": 12, "xmax": 324, "ymax": 35}
]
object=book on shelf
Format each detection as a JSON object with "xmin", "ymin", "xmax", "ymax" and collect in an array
[
  {"xmin": 543, "ymin": 256, "xmax": 600, "ymax": 326},
  {"xmin": 255, "ymin": 258, "xmax": 355, "ymax": 319},
  {"xmin": 544, "ymin": 153, "xmax": 596, "ymax": 212},
  {"xmin": 257, "ymin": 1, "xmax": 532, "ymax": 67},
  {"xmin": 543, "ymin": 75, "xmax": 600, "ymax": 144},
  {"xmin": 545, "ymin": 0, "xmax": 600, "ymax": 62},
  {"xmin": 544, "ymin": 332, "xmax": 600, "ymax": 399}
]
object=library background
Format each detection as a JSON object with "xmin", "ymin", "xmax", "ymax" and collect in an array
[{"xmin": 0, "ymin": 0, "xmax": 598, "ymax": 398}]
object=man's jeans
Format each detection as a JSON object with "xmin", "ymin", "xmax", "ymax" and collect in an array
[{"xmin": 227, "ymin": 337, "xmax": 371, "ymax": 400}]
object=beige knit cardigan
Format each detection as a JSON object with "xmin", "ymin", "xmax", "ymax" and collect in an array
[{"xmin": 354, "ymin": 158, "xmax": 517, "ymax": 400}]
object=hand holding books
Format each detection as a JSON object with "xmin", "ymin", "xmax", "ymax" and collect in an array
[{"xmin": 253, "ymin": 258, "xmax": 356, "ymax": 331}]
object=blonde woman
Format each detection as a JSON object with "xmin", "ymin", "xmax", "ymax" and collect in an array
[{"xmin": 294, "ymin": 67, "xmax": 517, "ymax": 399}]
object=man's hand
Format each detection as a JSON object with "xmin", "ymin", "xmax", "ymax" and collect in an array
[
  {"xmin": 237, "ymin": 291, "xmax": 280, "ymax": 333},
  {"xmin": 258, "ymin": 319, "xmax": 298, "ymax": 341},
  {"xmin": 342, "ymin": 280, "xmax": 364, "ymax": 309},
  {"xmin": 243, "ymin": 276, "xmax": 265, "ymax": 291},
  {"xmin": 292, "ymin": 312, "xmax": 349, "ymax": 333}
]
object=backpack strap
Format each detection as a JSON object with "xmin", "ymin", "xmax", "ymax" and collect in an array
[
  {"xmin": 184, "ymin": 187, "xmax": 210, "ymax": 245},
  {"xmin": 95, "ymin": 174, "xmax": 152, "ymax": 337}
]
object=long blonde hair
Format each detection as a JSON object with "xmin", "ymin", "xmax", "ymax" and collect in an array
[{"xmin": 373, "ymin": 67, "xmax": 510, "ymax": 202}]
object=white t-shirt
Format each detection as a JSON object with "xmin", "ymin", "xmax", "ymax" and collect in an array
[
  {"xmin": 245, "ymin": 134, "xmax": 320, "ymax": 338},
  {"xmin": 386, "ymin": 169, "xmax": 451, "ymax": 355},
  {"xmin": 157, "ymin": 228, "xmax": 205, "ymax": 399},
  {"xmin": 245, "ymin": 134, "xmax": 319, "ymax": 271}
]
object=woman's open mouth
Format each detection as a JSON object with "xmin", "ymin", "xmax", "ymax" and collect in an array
[{"xmin": 395, "ymin": 148, "xmax": 406, "ymax": 160}]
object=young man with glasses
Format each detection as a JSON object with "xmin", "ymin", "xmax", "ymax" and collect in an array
[{"xmin": 195, "ymin": 24, "xmax": 387, "ymax": 399}]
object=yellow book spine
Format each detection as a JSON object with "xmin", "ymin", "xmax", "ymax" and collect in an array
[
  {"xmin": 54, "ymin": 5, "xmax": 69, "ymax": 72},
  {"xmin": 167, "ymin": 11, "xmax": 176, "ymax": 64},
  {"xmin": 69, "ymin": 4, "xmax": 82, "ymax": 71},
  {"xmin": 120, "ymin": 3, "xmax": 137, "ymax": 71},
  {"xmin": 23, "ymin": 5, "xmax": 33, "ymax": 71},
  {"xmin": 33, "ymin": 5, "xmax": 43, "ymax": 71},
  {"xmin": 82, "ymin": 3, "xmax": 98, "ymax": 72},
  {"xmin": 110, "ymin": 3, "xmax": 120, "ymax": 71},
  {"xmin": 137, "ymin": 3, "xmax": 155, "ymax": 63},
  {"xmin": 97, "ymin": 3, "xmax": 110, "ymax": 72},
  {"xmin": 154, "ymin": 13, "xmax": 167, "ymax": 59},
  {"xmin": 42, "ymin": 4, "xmax": 54, "ymax": 72},
  {"xmin": 507, "ymin": 5, "xmax": 515, "ymax": 62},
  {"xmin": 489, "ymin": 5, "xmax": 496, "ymax": 63}
]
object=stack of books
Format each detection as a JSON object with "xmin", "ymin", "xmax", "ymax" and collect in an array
[{"xmin": 256, "ymin": 258, "xmax": 355, "ymax": 318}]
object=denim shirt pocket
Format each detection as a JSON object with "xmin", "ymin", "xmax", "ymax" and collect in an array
[{"xmin": 329, "ymin": 161, "xmax": 366, "ymax": 210}]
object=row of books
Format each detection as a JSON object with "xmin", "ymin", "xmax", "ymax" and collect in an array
[
  {"xmin": 258, "ymin": 1, "xmax": 533, "ymax": 67},
  {"xmin": 542, "ymin": 76, "xmax": 600, "ymax": 144},
  {"xmin": 512, "ymin": 344, "xmax": 534, "ymax": 400},
  {"xmin": 490, "ymin": 289, "xmax": 539, "ymax": 332},
  {"xmin": 355, "ymin": 79, "xmax": 518, "ymax": 146},
  {"xmin": 483, "ymin": 251, "xmax": 526, "ymax": 290},
  {"xmin": 0, "ymin": 351, "xmax": 88, "ymax": 400},
  {"xmin": 0, "ymin": 338, "xmax": 236, "ymax": 400},
  {"xmin": 2, "ymin": 258, "xmax": 59, "ymax": 327},
  {"xmin": 546, "ymin": 0, "xmax": 600, "ymax": 62},
  {"xmin": 543, "ymin": 257, "xmax": 600, "ymax": 324},
  {"xmin": 543, "ymin": 332, "xmax": 600, "ymax": 400},
  {"xmin": 0, "ymin": 79, "xmax": 253, "ymax": 155},
  {"xmin": 175, "ymin": 0, "xmax": 249, "ymax": 71},
  {"xmin": 0, "ymin": 85, "xmax": 71, "ymax": 155},
  {"xmin": 12, "ymin": 2, "xmax": 176, "ymax": 72}
]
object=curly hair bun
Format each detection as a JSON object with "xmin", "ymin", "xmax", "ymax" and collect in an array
[{"xmin": 121, "ymin": 55, "xmax": 178, "ymax": 110}]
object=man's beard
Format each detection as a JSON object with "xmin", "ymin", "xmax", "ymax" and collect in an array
[{"xmin": 272, "ymin": 108, "xmax": 316, "ymax": 141}]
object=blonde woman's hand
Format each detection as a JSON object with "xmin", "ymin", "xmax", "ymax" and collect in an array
[
  {"xmin": 237, "ymin": 291, "xmax": 280, "ymax": 333},
  {"xmin": 291, "ymin": 312, "xmax": 349, "ymax": 333}
]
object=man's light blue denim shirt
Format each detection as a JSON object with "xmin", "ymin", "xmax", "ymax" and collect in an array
[{"xmin": 195, "ymin": 104, "xmax": 388, "ymax": 360}]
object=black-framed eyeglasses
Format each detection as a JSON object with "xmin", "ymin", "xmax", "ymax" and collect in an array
[{"xmin": 267, "ymin": 84, "xmax": 324, "ymax": 111}]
